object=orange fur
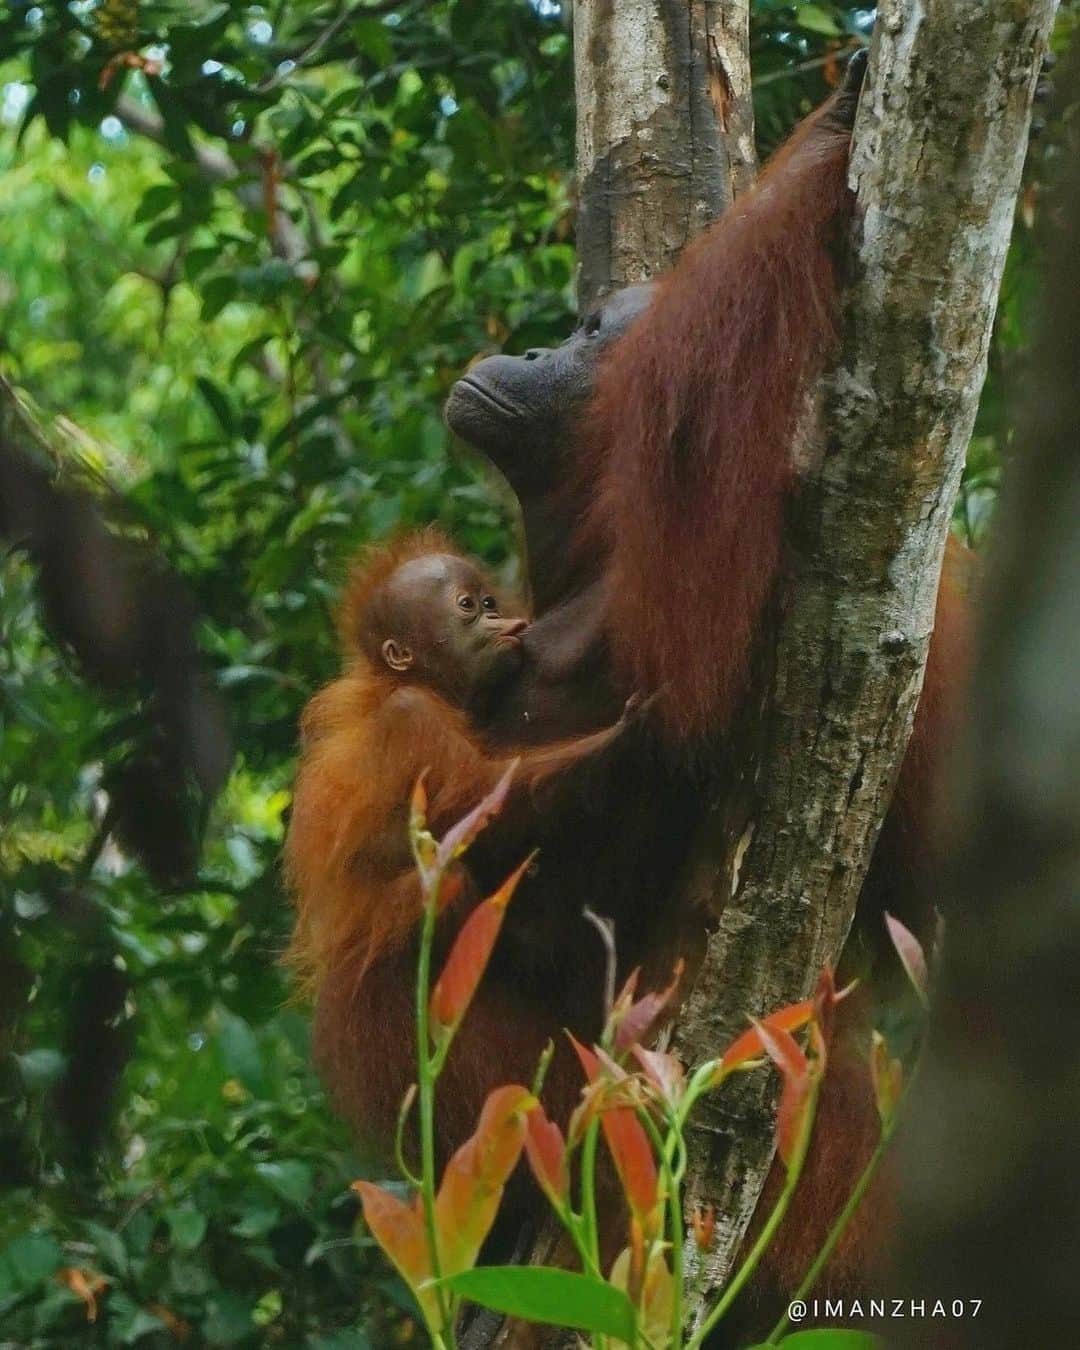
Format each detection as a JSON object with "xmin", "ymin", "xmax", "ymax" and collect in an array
[
  {"xmin": 285, "ymin": 540, "xmax": 630, "ymax": 1151},
  {"xmin": 336, "ymin": 525, "xmax": 460, "ymax": 666}
]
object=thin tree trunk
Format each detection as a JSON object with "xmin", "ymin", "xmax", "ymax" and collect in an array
[
  {"xmin": 892, "ymin": 49, "xmax": 1080, "ymax": 1349},
  {"xmin": 573, "ymin": 0, "xmax": 753, "ymax": 312},
  {"xmin": 674, "ymin": 1, "xmax": 1058, "ymax": 1330}
]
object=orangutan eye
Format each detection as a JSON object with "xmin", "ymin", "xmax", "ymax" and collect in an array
[
  {"xmin": 457, "ymin": 595, "xmax": 475, "ymax": 612},
  {"xmin": 481, "ymin": 595, "xmax": 498, "ymax": 613},
  {"xmin": 582, "ymin": 312, "xmax": 602, "ymax": 337}
]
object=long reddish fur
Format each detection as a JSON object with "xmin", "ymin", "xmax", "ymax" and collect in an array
[{"xmin": 580, "ymin": 100, "xmax": 855, "ymax": 739}]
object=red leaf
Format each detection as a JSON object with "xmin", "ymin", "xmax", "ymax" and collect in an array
[
  {"xmin": 885, "ymin": 912, "xmax": 930, "ymax": 1006},
  {"xmin": 429, "ymin": 857, "xmax": 530, "ymax": 1034},
  {"xmin": 719, "ymin": 999, "xmax": 814, "ymax": 1074},
  {"xmin": 750, "ymin": 1017, "xmax": 809, "ymax": 1084},
  {"xmin": 352, "ymin": 1182, "xmax": 435, "ymax": 1320},
  {"xmin": 569, "ymin": 1036, "xmax": 658, "ymax": 1222},
  {"xmin": 409, "ymin": 772, "xmax": 429, "ymax": 835},
  {"xmin": 631, "ymin": 1045, "xmax": 686, "ymax": 1105},
  {"xmin": 750, "ymin": 1018, "xmax": 814, "ymax": 1169},
  {"xmin": 569, "ymin": 1033, "xmax": 602, "ymax": 1084},
  {"xmin": 437, "ymin": 761, "xmax": 518, "ymax": 865},
  {"xmin": 611, "ymin": 968, "xmax": 641, "ymax": 1018},
  {"xmin": 523, "ymin": 1105, "xmax": 569, "ymax": 1207},
  {"xmin": 603, "ymin": 1104, "xmax": 660, "ymax": 1222},
  {"xmin": 435, "ymin": 1085, "xmax": 534, "ymax": 1276},
  {"xmin": 775, "ymin": 1066, "xmax": 814, "ymax": 1168},
  {"xmin": 612, "ymin": 960, "xmax": 685, "ymax": 1054},
  {"xmin": 811, "ymin": 965, "xmax": 856, "ymax": 1047}
]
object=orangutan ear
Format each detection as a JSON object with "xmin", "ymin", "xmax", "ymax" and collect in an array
[{"xmin": 381, "ymin": 639, "xmax": 414, "ymax": 673}]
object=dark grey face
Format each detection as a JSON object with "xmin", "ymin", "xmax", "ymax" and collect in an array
[{"xmin": 444, "ymin": 283, "xmax": 656, "ymax": 462}]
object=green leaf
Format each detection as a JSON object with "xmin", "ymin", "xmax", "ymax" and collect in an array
[
  {"xmin": 254, "ymin": 1160, "xmax": 314, "ymax": 1208},
  {"xmin": 795, "ymin": 4, "xmax": 841, "ymax": 36},
  {"xmin": 164, "ymin": 1205, "xmax": 207, "ymax": 1251},
  {"xmin": 204, "ymin": 1291, "xmax": 255, "ymax": 1345},
  {"xmin": 109, "ymin": 1293, "xmax": 168, "ymax": 1345},
  {"xmin": 134, "ymin": 184, "xmax": 180, "ymax": 226},
  {"xmin": 201, "ymin": 274, "xmax": 239, "ymax": 321},
  {"xmin": 442, "ymin": 1267, "xmax": 636, "ymax": 1340},
  {"xmin": 80, "ymin": 1220, "xmax": 128, "ymax": 1275},
  {"xmin": 144, "ymin": 215, "xmax": 188, "ymax": 245},
  {"xmin": 196, "ymin": 377, "xmax": 236, "ymax": 437},
  {"xmin": 352, "ymin": 19, "xmax": 393, "ymax": 66},
  {"xmin": 0, "ymin": 1232, "xmax": 64, "ymax": 1288}
]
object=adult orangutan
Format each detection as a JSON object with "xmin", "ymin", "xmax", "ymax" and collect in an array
[{"xmin": 287, "ymin": 50, "xmax": 970, "ymax": 1332}]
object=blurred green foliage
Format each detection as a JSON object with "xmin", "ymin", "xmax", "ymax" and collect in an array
[{"xmin": 0, "ymin": 2, "xmax": 1074, "ymax": 1344}]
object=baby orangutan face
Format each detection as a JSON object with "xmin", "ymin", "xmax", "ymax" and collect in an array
[{"xmin": 368, "ymin": 554, "xmax": 527, "ymax": 706}]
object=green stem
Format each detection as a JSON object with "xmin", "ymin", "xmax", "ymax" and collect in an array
[
  {"xmin": 563, "ymin": 1211, "xmax": 603, "ymax": 1280},
  {"xmin": 415, "ymin": 868, "xmax": 455, "ymax": 1344},
  {"xmin": 764, "ymin": 1114, "xmax": 900, "ymax": 1344},
  {"xmin": 638, "ymin": 1106, "xmax": 684, "ymax": 1349},
  {"xmin": 580, "ymin": 1119, "xmax": 601, "ymax": 1268},
  {"xmin": 579, "ymin": 1120, "xmax": 608, "ymax": 1350}
]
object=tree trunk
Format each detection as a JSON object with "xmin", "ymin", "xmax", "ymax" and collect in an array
[
  {"xmin": 573, "ymin": 0, "xmax": 754, "ymax": 313},
  {"xmin": 892, "ymin": 48, "xmax": 1080, "ymax": 1349},
  {"xmin": 674, "ymin": 0, "xmax": 1058, "ymax": 1329}
]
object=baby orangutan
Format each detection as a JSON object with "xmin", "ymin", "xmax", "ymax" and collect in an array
[{"xmin": 285, "ymin": 528, "xmax": 630, "ymax": 1064}]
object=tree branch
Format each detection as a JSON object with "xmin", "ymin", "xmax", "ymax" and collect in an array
[{"xmin": 675, "ymin": 0, "xmax": 1058, "ymax": 1329}]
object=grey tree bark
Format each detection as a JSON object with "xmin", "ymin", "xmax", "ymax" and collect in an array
[
  {"xmin": 573, "ymin": 0, "xmax": 754, "ymax": 312},
  {"xmin": 892, "ymin": 50, "xmax": 1080, "ymax": 1350},
  {"xmin": 671, "ymin": 1, "xmax": 1058, "ymax": 1330}
]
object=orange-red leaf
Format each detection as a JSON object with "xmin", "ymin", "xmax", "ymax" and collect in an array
[
  {"xmin": 631, "ymin": 1045, "xmax": 686, "ymax": 1106},
  {"xmin": 602, "ymin": 1104, "xmax": 660, "ymax": 1222},
  {"xmin": 720, "ymin": 999, "xmax": 814, "ymax": 1075},
  {"xmin": 611, "ymin": 960, "xmax": 685, "ymax": 1055},
  {"xmin": 352, "ymin": 1181, "xmax": 434, "ymax": 1320},
  {"xmin": 812, "ymin": 965, "xmax": 856, "ymax": 1048},
  {"xmin": 569, "ymin": 1036, "xmax": 659, "ymax": 1223},
  {"xmin": 435, "ymin": 1085, "xmax": 534, "ymax": 1276},
  {"xmin": 409, "ymin": 772, "xmax": 429, "ymax": 835},
  {"xmin": 569, "ymin": 1033, "xmax": 602, "ymax": 1084},
  {"xmin": 775, "ymin": 1070, "xmax": 814, "ymax": 1169},
  {"xmin": 750, "ymin": 1018, "xmax": 814, "ymax": 1169},
  {"xmin": 429, "ymin": 857, "xmax": 530, "ymax": 1035},
  {"xmin": 751, "ymin": 1017, "xmax": 809, "ymax": 1084},
  {"xmin": 610, "ymin": 968, "xmax": 641, "ymax": 1020},
  {"xmin": 437, "ymin": 761, "xmax": 518, "ymax": 865},
  {"xmin": 523, "ymin": 1105, "xmax": 569, "ymax": 1208},
  {"xmin": 885, "ymin": 912, "xmax": 930, "ymax": 1006}
]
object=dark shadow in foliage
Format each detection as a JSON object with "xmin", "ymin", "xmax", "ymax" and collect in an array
[{"xmin": 0, "ymin": 430, "xmax": 231, "ymax": 1159}]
